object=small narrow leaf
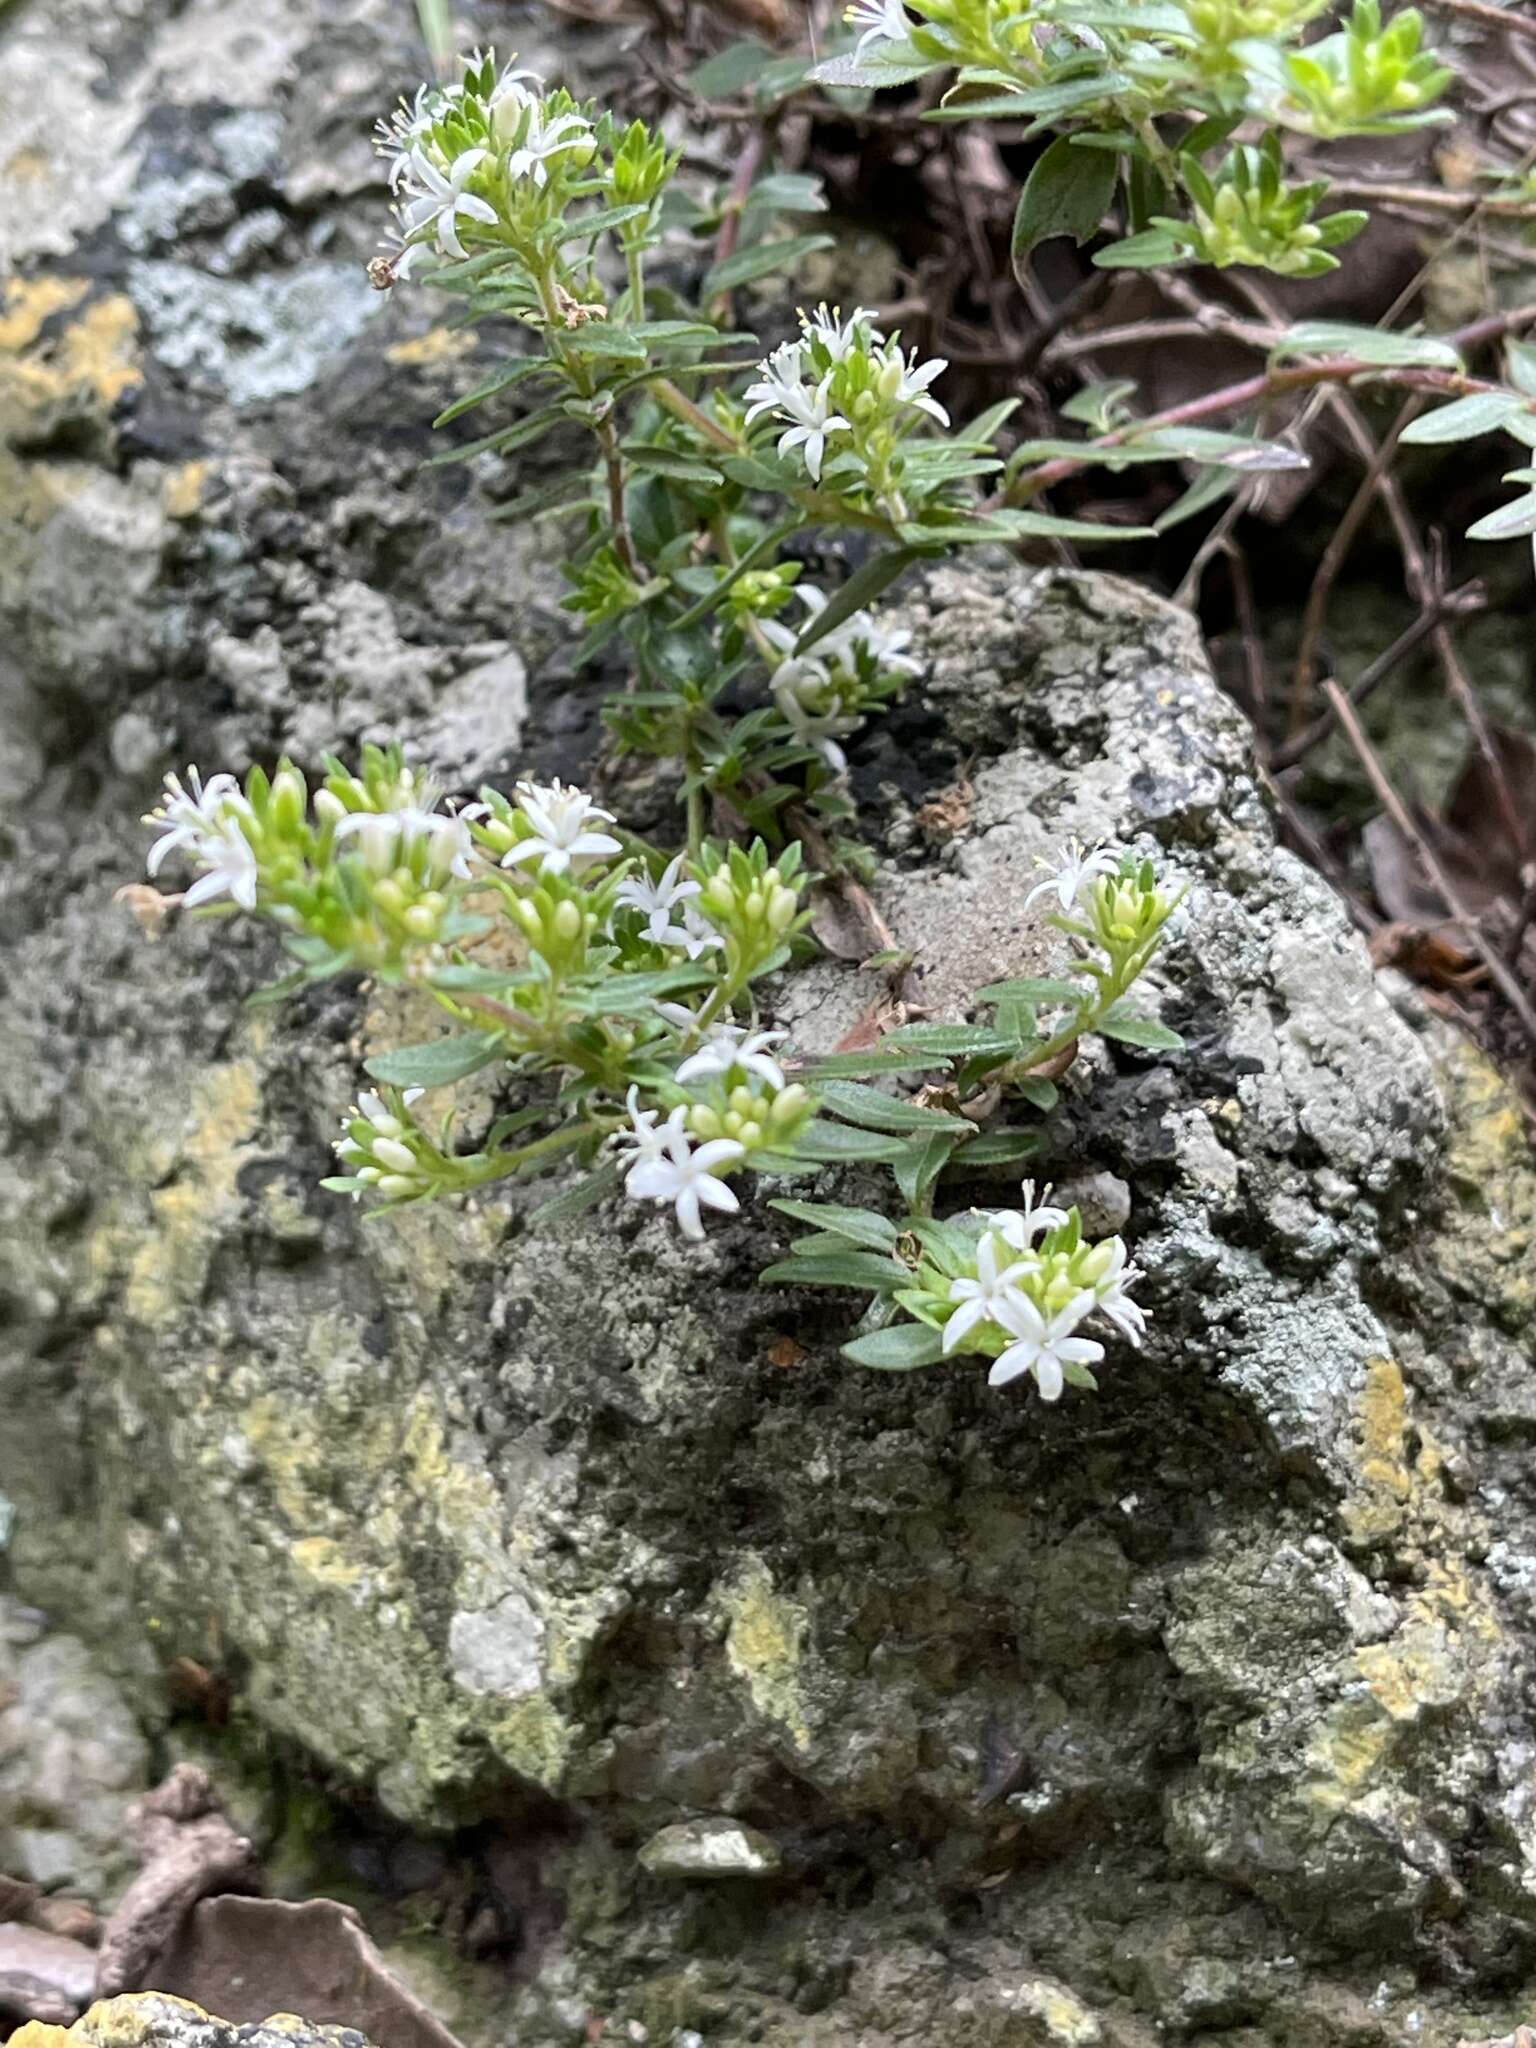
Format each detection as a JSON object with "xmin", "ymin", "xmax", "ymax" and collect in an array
[
  {"xmin": 1467, "ymin": 492, "xmax": 1536, "ymax": 542},
  {"xmin": 791, "ymin": 1123, "xmax": 911, "ymax": 1164},
  {"xmin": 364, "ymin": 1032, "xmax": 504, "ymax": 1088},
  {"xmin": 955, "ymin": 1127, "xmax": 1044, "ymax": 1165},
  {"xmin": 977, "ymin": 977, "xmax": 1086, "ymax": 1005},
  {"xmin": 527, "ymin": 1156, "xmax": 621, "ymax": 1228},
  {"xmin": 760, "ymin": 1251, "xmax": 909, "ymax": 1291},
  {"xmin": 622, "ymin": 442, "xmax": 726, "ymax": 486},
  {"xmin": 1400, "ymin": 392, "xmax": 1530, "ymax": 444},
  {"xmin": 1274, "ymin": 321, "xmax": 1461, "ymax": 370},
  {"xmin": 808, "ymin": 45, "xmax": 935, "ymax": 88},
  {"xmin": 841, "ymin": 1323, "xmax": 947, "ymax": 1370},
  {"xmin": 893, "ymin": 1132, "xmax": 959, "ymax": 1209},
  {"xmin": 701, "ymin": 233, "xmax": 836, "ymax": 298},
  {"xmin": 820, "ymin": 1081, "xmax": 975, "ymax": 1134},
  {"xmin": 769, "ymin": 1200, "xmax": 900, "ymax": 1251},
  {"xmin": 794, "ymin": 548, "xmax": 922, "ymax": 655},
  {"xmin": 1098, "ymin": 1004, "xmax": 1185, "ymax": 1050},
  {"xmin": 432, "ymin": 356, "xmax": 552, "ymax": 427},
  {"xmin": 883, "ymin": 1024, "xmax": 1020, "ymax": 1059}
]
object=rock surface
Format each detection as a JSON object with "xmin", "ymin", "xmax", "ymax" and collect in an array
[
  {"xmin": 3, "ymin": 1, "xmax": 1536, "ymax": 2047},
  {"xmin": 8, "ymin": 1995, "xmax": 383, "ymax": 2048}
]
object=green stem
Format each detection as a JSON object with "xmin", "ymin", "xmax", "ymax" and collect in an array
[
  {"xmin": 468, "ymin": 1118, "xmax": 608, "ymax": 1188},
  {"xmin": 625, "ymin": 242, "xmax": 646, "ymax": 321},
  {"xmin": 647, "ymin": 375, "xmax": 739, "ymax": 452}
]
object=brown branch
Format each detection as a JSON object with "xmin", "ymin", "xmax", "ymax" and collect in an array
[
  {"xmin": 1422, "ymin": 0, "xmax": 1536, "ymax": 39},
  {"xmin": 1322, "ymin": 680, "xmax": 1536, "ymax": 1047},
  {"xmin": 1328, "ymin": 179, "xmax": 1536, "ymax": 217},
  {"xmin": 1268, "ymin": 582, "xmax": 1485, "ymax": 771}
]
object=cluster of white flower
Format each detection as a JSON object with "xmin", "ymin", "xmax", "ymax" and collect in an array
[
  {"xmin": 615, "ymin": 855, "xmax": 722, "ymax": 959},
  {"xmin": 331, "ymin": 806, "xmax": 475, "ymax": 884},
  {"xmin": 760, "ymin": 585, "xmax": 921, "ymax": 769},
  {"xmin": 373, "ymin": 51, "xmax": 595, "ymax": 280},
  {"xmin": 144, "ymin": 769, "xmax": 258, "ymax": 912},
  {"xmin": 498, "ymin": 779, "xmax": 622, "ymax": 876},
  {"xmin": 942, "ymin": 1182, "xmax": 1146, "ymax": 1399},
  {"xmin": 336, "ymin": 1087, "xmax": 429, "ymax": 1200},
  {"xmin": 743, "ymin": 305, "xmax": 950, "ymax": 487}
]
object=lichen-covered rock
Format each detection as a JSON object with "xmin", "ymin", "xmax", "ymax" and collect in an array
[
  {"xmin": 9, "ymin": 1995, "xmax": 380, "ymax": 2048},
  {"xmin": 4, "ymin": 0, "xmax": 1536, "ymax": 2044}
]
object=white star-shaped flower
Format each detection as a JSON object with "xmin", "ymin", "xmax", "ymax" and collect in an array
[
  {"xmin": 144, "ymin": 767, "xmax": 260, "ymax": 911},
  {"xmin": 1024, "ymin": 838, "xmax": 1121, "ymax": 915},
  {"xmin": 989, "ymin": 1291, "xmax": 1104, "ymax": 1400},
  {"xmin": 884, "ymin": 344, "xmax": 950, "ymax": 425},
  {"xmin": 987, "ymin": 1179, "xmax": 1071, "ymax": 1252},
  {"xmin": 859, "ymin": 615, "xmax": 922, "ymax": 676},
  {"xmin": 799, "ymin": 303, "xmax": 883, "ymax": 361},
  {"xmin": 943, "ymin": 1233, "xmax": 1036, "ymax": 1354},
  {"xmin": 616, "ymin": 854, "xmax": 705, "ymax": 948},
  {"xmin": 502, "ymin": 780, "xmax": 622, "ymax": 875},
  {"xmin": 507, "ymin": 107, "xmax": 595, "ymax": 186},
  {"xmin": 845, "ymin": 0, "xmax": 916, "ymax": 56},
  {"xmin": 623, "ymin": 1107, "xmax": 744, "ymax": 1241},
  {"xmin": 743, "ymin": 346, "xmax": 851, "ymax": 484},
  {"xmin": 612, "ymin": 1085, "xmax": 670, "ymax": 1170},
  {"xmin": 676, "ymin": 1025, "xmax": 788, "ymax": 1092},
  {"xmin": 1089, "ymin": 1236, "xmax": 1148, "ymax": 1346},
  {"xmin": 400, "ymin": 147, "xmax": 498, "ymax": 261}
]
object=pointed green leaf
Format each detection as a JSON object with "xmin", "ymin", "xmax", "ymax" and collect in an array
[
  {"xmin": 1400, "ymin": 392, "xmax": 1529, "ymax": 443},
  {"xmin": 768, "ymin": 1200, "xmax": 900, "ymax": 1251},
  {"xmin": 1098, "ymin": 1004, "xmax": 1185, "ymax": 1050},
  {"xmin": 1274, "ymin": 321, "xmax": 1461, "ymax": 369},
  {"xmin": 364, "ymin": 1032, "xmax": 504, "ymax": 1088},
  {"xmin": 841, "ymin": 1322, "xmax": 947, "ymax": 1370},
  {"xmin": 820, "ymin": 1081, "xmax": 974, "ymax": 1134},
  {"xmin": 893, "ymin": 1132, "xmax": 960, "ymax": 1209},
  {"xmin": 701, "ymin": 233, "xmax": 836, "ymax": 298},
  {"xmin": 1012, "ymin": 136, "xmax": 1118, "ymax": 279},
  {"xmin": 759, "ymin": 1251, "xmax": 909, "ymax": 1290}
]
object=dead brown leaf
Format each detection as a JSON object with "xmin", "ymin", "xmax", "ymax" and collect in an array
[
  {"xmin": 809, "ymin": 875, "xmax": 896, "ymax": 961},
  {"xmin": 914, "ymin": 776, "xmax": 974, "ymax": 843},
  {"xmin": 1367, "ymin": 920, "xmax": 1485, "ymax": 988}
]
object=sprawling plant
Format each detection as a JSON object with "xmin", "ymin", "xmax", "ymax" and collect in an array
[
  {"xmin": 828, "ymin": 0, "xmax": 1452, "ymax": 278},
  {"xmin": 136, "ymin": 47, "xmax": 1224, "ymax": 1401}
]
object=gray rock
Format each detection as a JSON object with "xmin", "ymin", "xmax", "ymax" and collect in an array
[
  {"xmin": 0, "ymin": 1634, "xmax": 151, "ymax": 1901},
  {"xmin": 638, "ymin": 1818, "xmax": 782, "ymax": 1881}
]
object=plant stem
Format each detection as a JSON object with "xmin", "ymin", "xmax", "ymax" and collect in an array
[
  {"xmin": 625, "ymin": 242, "xmax": 647, "ymax": 321},
  {"xmin": 471, "ymin": 1119, "xmax": 608, "ymax": 1188},
  {"xmin": 648, "ymin": 375, "xmax": 740, "ymax": 452}
]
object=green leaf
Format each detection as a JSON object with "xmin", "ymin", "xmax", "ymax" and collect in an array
[
  {"xmin": 918, "ymin": 508, "xmax": 1156, "ymax": 543},
  {"xmin": 793, "ymin": 548, "xmax": 921, "ymax": 656},
  {"xmin": 565, "ymin": 324, "xmax": 649, "ymax": 362},
  {"xmin": 883, "ymin": 1024, "xmax": 1020, "ymax": 1059},
  {"xmin": 977, "ymin": 976, "xmax": 1085, "ymax": 1005},
  {"xmin": 489, "ymin": 474, "xmax": 599, "ymax": 524},
  {"xmin": 1012, "ymin": 1076, "xmax": 1058, "ymax": 1110},
  {"xmin": 432, "ymin": 356, "xmax": 552, "ymax": 427},
  {"xmin": 719, "ymin": 452, "xmax": 799, "ymax": 491},
  {"xmin": 1467, "ymin": 492, "xmax": 1536, "ymax": 542},
  {"xmin": 527, "ymin": 1156, "xmax": 621, "ymax": 1228},
  {"xmin": 564, "ymin": 964, "xmax": 717, "ymax": 1015},
  {"xmin": 808, "ymin": 44, "xmax": 936, "ymax": 89},
  {"xmin": 1399, "ymin": 392, "xmax": 1530, "ymax": 444},
  {"xmin": 791, "ymin": 1122, "xmax": 911, "ymax": 1164},
  {"xmin": 768, "ymin": 1200, "xmax": 900, "ymax": 1251},
  {"xmin": 1274, "ymin": 321, "xmax": 1461, "ymax": 370},
  {"xmin": 688, "ymin": 39, "xmax": 778, "ymax": 96},
  {"xmin": 955, "ymin": 1126, "xmax": 1044, "ymax": 1165},
  {"xmin": 558, "ymin": 203, "xmax": 652, "ymax": 246},
  {"xmin": 1012, "ymin": 136, "xmax": 1118, "ymax": 278},
  {"xmin": 1092, "ymin": 228, "xmax": 1188, "ymax": 270},
  {"xmin": 1098, "ymin": 1003, "xmax": 1185, "ymax": 1050},
  {"xmin": 892, "ymin": 1132, "xmax": 960, "ymax": 1209},
  {"xmin": 802, "ymin": 1048, "xmax": 958, "ymax": 1078},
  {"xmin": 425, "ymin": 404, "xmax": 570, "ymax": 466},
  {"xmin": 364, "ymin": 1032, "xmax": 505, "ymax": 1088},
  {"xmin": 743, "ymin": 172, "xmax": 828, "ymax": 215},
  {"xmin": 1153, "ymin": 465, "xmax": 1238, "ymax": 534},
  {"xmin": 759, "ymin": 1251, "xmax": 909, "ymax": 1290},
  {"xmin": 701, "ymin": 232, "xmax": 836, "ymax": 298},
  {"xmin": 624, "ymin": 319, "xmax": 736, "ymax": 347},
  {"xmin": 622, "ymin": 442, "xmax": 726, "ymax": 486},
  {"xmin": 820, "ymin": 1081, "xmax": 975, "ymax": 1134},
  {"xmin": 841, "ymin": 1322, "xmax": 947, "ymax": 1370}
]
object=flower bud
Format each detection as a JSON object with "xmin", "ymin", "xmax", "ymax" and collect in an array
[
  {"xmin": 769, "ymin": 1084, "xmax": 810, "ymax": 1127},
  {"xmin": 377, "ymin": 1174, "xmax": 418, "ymax": 1199},
  {"xmin": 738, "ymin": 1120, "xmax": 764, "ymax": 1149},
  {"xmin": 553, "ymin": 899, "xmax": 583, "ymax": 944},
  {"xmin": 373, "ymin": 878, "xmax": 406, "ymax": 916},
  {"xmin": 768, "ymin": 886, "xmax": 798, "ymax": 933},
  {"xmin": 689, "ymin": 1104, "xmax": 723, "ymax": 1139},
  {"xmin": 404, "ymin": 904, "xmax": 439, "ymax": 939},
  {"xmin": 372, "ymin": 1136, "xmax": 419, "ymax": 1175},
  {"xmin": 272, "ymin": 767, "xmax": 306, "ymax": 835},
  {"xmin": 314, "ymin": 789, "xmax": 347, "ymax": 826}
]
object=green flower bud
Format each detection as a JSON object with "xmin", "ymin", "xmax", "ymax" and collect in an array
[
  {"xmin": 553, "ymin": 899, "xmax": 583, "ymax": 944},
  {"xmin": 377, "ymin": 1174, "xmax": 417, "ymax": 1200},
  {"xmin": 689, "ymin": 1104, "xmax": 723, "ymax": 1139}
]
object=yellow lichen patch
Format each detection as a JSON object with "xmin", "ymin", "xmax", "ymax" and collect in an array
[
  {"xmin": 484, "ymin": 1692, "xmax": 576, "ymax": 1785},
  {"xmin": 1431, "ymin": 1035, "xmax": 1536, "ymax": 1327},
  {"xmin": 722, "ymin": 1553, "xmax": 811, "ymax": 1752},
  {"xmin": 123, "ymin": 1058, "xmax": 264, "ymax": 1323},
  {"xmin": 290, "ymin": 1536, "xmax": 366, "ymax": 1590},
  {"xmin": 7, "ymin": 2027, "xmax": 75, "ymax": 2048},
  {"xmin": 162, "ymin": 459, "xmax": 209, "ymax": 521},
  {"xmin": 1307, "ymin": 1690, "xmax": 1395, "ymax": 1800},
  {"xmin": 0, "ymin": 278, "xmax": 142, "ymax": 426},
  {"xmin": 0, "ymin": 274, "xmax": 89, "ymax": 351},
  {"xmin": 1341, "ymin": 1356, "xmax": 1415, "ymax": 1545},
  {"xmin": 387, "ymin": 324, "xmax": 480, "ymax": 365},
  {"xmin": 73, "ymin": 1996, "xmax": 213, "ymax": 2048}
]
